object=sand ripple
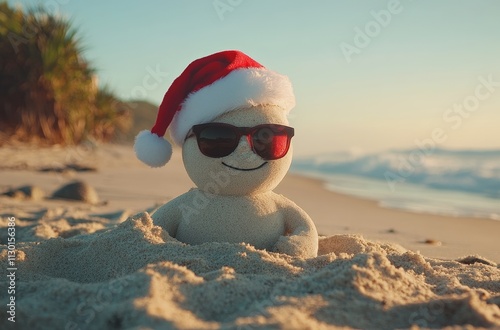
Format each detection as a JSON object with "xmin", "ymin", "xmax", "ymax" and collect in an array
[{"xmin": 1, "ymin": 212, "xmax": 499, "ymax": 329}]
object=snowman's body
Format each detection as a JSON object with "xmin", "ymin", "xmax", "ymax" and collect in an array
[
  {"xmin": 153, "ymin": 189, "xmax": 317, "ymax": 257},
  {"xmin": 177, "ymin": 191, "xmax": 284, "ymax": 249},
  {"xmin": 151, "ymin": 107, "xmax": 318, "ymax": 258}
]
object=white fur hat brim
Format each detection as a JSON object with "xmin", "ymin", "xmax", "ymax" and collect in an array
[{"xmin": 169, "ymin": 68, "xmax": 295, "ymax": 145}]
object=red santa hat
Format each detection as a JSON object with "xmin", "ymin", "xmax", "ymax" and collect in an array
[{"xmin": 134, "ymin": 50, "xmax": 295, "ymax": 167}]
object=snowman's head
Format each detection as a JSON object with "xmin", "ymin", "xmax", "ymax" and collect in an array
[
  {"xmin": 133, "ymin": 50, "xmax": 297, "ymax": 178},
  {"xmin": 182, "ymin": 105, "xmax": 293, "ymax": 196}
]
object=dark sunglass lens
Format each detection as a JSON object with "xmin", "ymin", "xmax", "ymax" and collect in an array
[
  {"xmin": 253, "ymin": 126, "xmax": 290, "ymax": 160},
  {"xmin": 198, "ymin": 125, "xmax": 238, "ymax": 158}
]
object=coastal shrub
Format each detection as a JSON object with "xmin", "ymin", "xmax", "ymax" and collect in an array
[{"xmin": 0, "ymin": 2, "xmax": 130, "ymax": 145}]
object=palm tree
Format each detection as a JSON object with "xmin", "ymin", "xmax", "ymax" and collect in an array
[{"xmin": 0, "ymin": 2, "xmax": 130, "ymax": 145}]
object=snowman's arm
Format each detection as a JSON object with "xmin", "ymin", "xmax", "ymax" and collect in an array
[
  {"xmin": 274, "ymin": 199, "xmax": 318, "ymax": 257},
  {"xmin": 284, "ymin": 204, "xmax": 317, "ymax": 237},
  {"xmin": 151, "ymin": 193, "xmax": 187, "ymax": 238}
]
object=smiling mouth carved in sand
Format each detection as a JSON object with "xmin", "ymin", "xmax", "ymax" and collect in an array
[
  {"xmin": 221, "ymin": 161, "xmax": 268, "ymax": 171},
  {"xmin": 152, "ymin": 107, "xmax": 319, "ymax": 258}
]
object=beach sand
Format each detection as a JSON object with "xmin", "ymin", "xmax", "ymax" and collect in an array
[{"xmin": 1, "ymin": 144, "xmax": 499, "ymax": 329}]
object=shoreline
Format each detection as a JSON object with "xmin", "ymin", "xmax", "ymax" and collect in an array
[
  {"xmin": 290, "ymin": 169, "xmax": 500, "ymax": 222},
  {"xmin": 276, "ymin": 172, "xmax": 500, "ymax": 263}
]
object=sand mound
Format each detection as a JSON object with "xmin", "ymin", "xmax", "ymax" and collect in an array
[
  {"xmin": 1, "ymin": 212, "xmax": 499, "ymax": 329},
  {"xmin": 51, "ymin": 181, "xmax": 100, "ymax": 204},
  {"xmin": 2, "ymin": 185, "xmax": 45, "ymax": 201}
]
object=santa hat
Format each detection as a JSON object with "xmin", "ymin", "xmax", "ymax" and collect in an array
[{"xmin": 134, "ymin": 50, "xmax": 295, "ymax": 167}]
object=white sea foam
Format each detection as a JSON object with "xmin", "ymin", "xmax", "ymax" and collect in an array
[{"xmin": 292, "ymin": 148, "xmax": 500, "ymax": 220}]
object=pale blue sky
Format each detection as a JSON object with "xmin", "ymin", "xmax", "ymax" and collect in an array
[{"xmin": 9, "ymin": 0, "xmax": 500, "ymax": 156}]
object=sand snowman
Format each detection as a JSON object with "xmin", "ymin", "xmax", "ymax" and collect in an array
[{"xmin": 134, "ymin": 50, "xmax": 318, "ymax": 258}]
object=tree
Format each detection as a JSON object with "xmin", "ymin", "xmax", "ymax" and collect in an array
[{"xmin": 0, "ymin": 2, "xmax": 130, "ymax": 145}]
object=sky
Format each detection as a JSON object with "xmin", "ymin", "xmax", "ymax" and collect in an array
[{"xmin": 8, "ymin": 0, "xmax": 500, "ymax": 156}]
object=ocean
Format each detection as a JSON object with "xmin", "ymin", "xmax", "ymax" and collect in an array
[{"xmin": 291, "ymin": 148, "xmax": 500, "ymax": 220}]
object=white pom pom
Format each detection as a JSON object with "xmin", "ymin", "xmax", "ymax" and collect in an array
[{"xmin": 134, "ymin": 130, "xmax": 172, "ymax": 167}]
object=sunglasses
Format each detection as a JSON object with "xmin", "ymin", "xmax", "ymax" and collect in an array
[{"xmin": 186, "ymin": 123, "xmax": 294, "ymax": 160}]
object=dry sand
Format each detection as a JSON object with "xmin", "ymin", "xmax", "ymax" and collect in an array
[{"xmin": 0, "ymin": 144, "xmax": 499, "ymax": 329}]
